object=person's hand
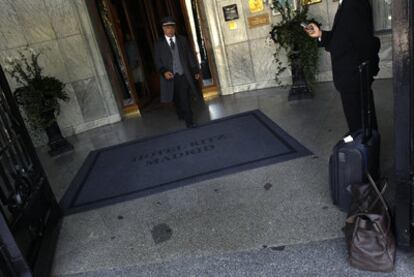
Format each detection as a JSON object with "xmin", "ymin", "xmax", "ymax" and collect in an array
[
  {"xmin": 303, "ymin": 23, "xmax": 322, "ymax": 39},
  {"xmin": 195, "ymin": 73, "xmax": 200, "ymax": 80},
  {"xmin": 164, "ymin": 71, "xmax": 174, "ymax": 80}
]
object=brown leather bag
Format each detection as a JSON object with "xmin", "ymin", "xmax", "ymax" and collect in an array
[{"xmin": 342, "ymin": 174, "xmax": 396, "ymax": 272}]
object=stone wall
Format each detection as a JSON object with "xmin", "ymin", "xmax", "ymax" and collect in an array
[
  {"xmin": 0, "ymin": 0, "xmax": 121, "ymax": 146},
  {"xmin": 202, "ymin": 0, "xmax": 392, "ymax": 95},
  {"xmin": 0, "ymin": 0, "xmax": 393, "ymax": 146}
]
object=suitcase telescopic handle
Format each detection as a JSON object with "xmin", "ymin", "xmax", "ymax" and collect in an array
[{"xmin": 358, "ymin": 61, "xmax": 372, "ymax": 143}]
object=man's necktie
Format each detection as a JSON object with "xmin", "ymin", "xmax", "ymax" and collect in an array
[{"xmin": 170, "ymin": 38, "xmax": 175, "ymax": 49}]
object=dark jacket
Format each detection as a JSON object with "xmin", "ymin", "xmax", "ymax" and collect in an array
[
  {"xmin": 319, "ymin": 0, "xmax": 378, "ymax": 92},
  {"xmin": 153, "ymin": 35, "xmax": 200, "ymax": 103}
]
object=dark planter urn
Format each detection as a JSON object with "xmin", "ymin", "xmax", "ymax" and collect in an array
[
  {"xmin": 288, "ymin": 50, "xmax": 313, "ymax": 101},
  {"xmin": 44, "ymin": 116, "xmax": 73, "ymax": 157}
]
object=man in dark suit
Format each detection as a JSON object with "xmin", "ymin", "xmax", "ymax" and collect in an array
[
  {"xmin": 304, "ymin": 0, "xmax": 380, "ymax": 133},
  {"xmin": 153, "ymin": 16, "xmax": 201, "ymax": 128}
]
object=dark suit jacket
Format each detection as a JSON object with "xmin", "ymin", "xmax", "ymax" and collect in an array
[
  {"xmin": 319, "ymin": 0, "xmax": 377, "ymax": 92},
  {"xmin": 153, "ymin": 35, "xmax": 200, "ymax": 103}
]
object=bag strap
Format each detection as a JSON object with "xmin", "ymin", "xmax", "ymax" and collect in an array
[
  {"xmin": 349, "ymin": 214, "xmax": 388, "ymax": 238},
  {"xmin": 366, "ymin": 173, "xmax": 388, "ymax": 211},
  {"xmin": 367, "ymin": 181, "xmax": 387, "ymax": 211},
  {"xmin": 366, "ymin": 173, "xmax": 392, "ymax": 233}
]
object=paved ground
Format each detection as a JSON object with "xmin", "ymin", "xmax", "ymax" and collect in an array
[
  {"xmin": 59, "ymin": 239, "xmax": 414, "ymax": 277},
  {"xmin": 37, "ymin": 79, "xmax": 413, "ymax": 276}
]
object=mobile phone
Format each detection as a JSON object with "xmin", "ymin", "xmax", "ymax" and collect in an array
[{"xmin": 300, "ymin": 22, "xmax": 314, "ymax": 31}]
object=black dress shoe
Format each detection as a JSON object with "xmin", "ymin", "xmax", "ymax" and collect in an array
[{"xmin": 186, "ymin": 122, "xmax": 197, "ymax": 128}]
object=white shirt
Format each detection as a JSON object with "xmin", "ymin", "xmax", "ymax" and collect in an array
[
  {"xmin": 339, "ymin": 0, "xmax": 343, "ymax": 4},
  {"xmin": 165, "ymin": 35, "xmax": 176, "ymax": 47}
]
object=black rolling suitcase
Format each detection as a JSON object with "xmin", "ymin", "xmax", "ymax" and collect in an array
[{"xmin": 329, "ymin": 61, "xmax": 380, "ymax": 212}]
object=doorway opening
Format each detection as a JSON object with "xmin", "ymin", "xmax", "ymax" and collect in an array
[
  {"xmin": 93, "ymin": 0, "xmax": 219, "ymax": 115},
  {"xmin": 183, "ymin": 0, "xmax": 219, "ymax": 99}
]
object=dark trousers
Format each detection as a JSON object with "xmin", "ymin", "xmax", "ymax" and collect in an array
[
  {"xmin": 339, "ymin": 87, "xmax": 378, "ymax": 133},
  {"xmin": 173, "ymin": 74, "xmax": 193, "ymax": 124}
]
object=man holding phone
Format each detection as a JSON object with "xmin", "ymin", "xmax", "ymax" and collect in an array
[{"xmin": 303, "ymin": 0, "xmax": 380, "ymax": 133}]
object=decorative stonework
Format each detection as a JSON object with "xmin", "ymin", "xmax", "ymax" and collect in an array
[
  {"xmin": 13, "ymin": 0, "xmax": 56, "ymax": 44},
  {"xmin": 44, "ymin": 0, "xmax": 81, "ymax": 38},
  {"xmin": 0, "ymin": 0, "xmax": 27, "ymax": 48},
  {"xmin": 58, "ymin": 35, "xmax": 95, "ymax": 82},
  {"xmin": 0, "ymin": 0, "xmax": 121, "ymax": 146}
]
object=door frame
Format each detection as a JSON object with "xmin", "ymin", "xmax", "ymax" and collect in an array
[
  {"xmin": 393, "ymin": 0, "xmax": 414, "ymax": 248},
  {"xmin": 194, "ymin": 0, "xmax": 220, "ymax": 90},
  {"xmin": 181, "ymin": 0, "xmax": 220, "ymax": 95},
  {"xmin": 180, "ymin": 0, "xmax": 204, "ymax": 92},
  {"xmin": 84, "ymin": 0, "xmax": 140, "ymax": 116},
  {"xmin": 103, "ymin": 0, "xmax": 141, "ymax": 108},
  {"xmin": 0, "ymin": 65, "xmax": 62, "ymax": 277}
]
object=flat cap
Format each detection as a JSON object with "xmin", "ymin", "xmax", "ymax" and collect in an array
[{"xmin": 161, "ymin": 16, "xmax": 176, "ymax": 26}]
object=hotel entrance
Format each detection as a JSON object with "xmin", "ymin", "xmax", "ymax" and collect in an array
[{"xmin": 87, "ymin": 0, "xmax": 218, "ymax": 116}]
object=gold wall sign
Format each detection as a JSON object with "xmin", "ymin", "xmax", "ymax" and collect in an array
[
  {"xmin": 228, "ymin": 21, "xmax": 238, "ymax": 30},
  {"xmin": 249, "ymin": 0, "xmax": 264, "ymax": 13},
  {"xmin": 302, "ymin": 0, "xmax": 323, "ymax": 5},
  {"xmin": 247, "ymin": 13, "xmax": 270, "ymax": 28}
]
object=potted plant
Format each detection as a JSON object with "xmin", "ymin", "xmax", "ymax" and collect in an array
[
  {"xmin": 269, "ymin": 0, "xmax": 319, "ymax": 100},
  {"xmin": 3, "ymin": 48, "xmax": 73, "ymax": 156}
]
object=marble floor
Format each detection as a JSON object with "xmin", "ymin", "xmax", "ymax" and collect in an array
[{"xmin": 37, "ymin": 79, "xmax": 412, "ymax": 276}]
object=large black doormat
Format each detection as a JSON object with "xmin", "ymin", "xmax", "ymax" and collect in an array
[{"xmin": 61, "ymin": 110, "xmax": 312, "ymax": 214}]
